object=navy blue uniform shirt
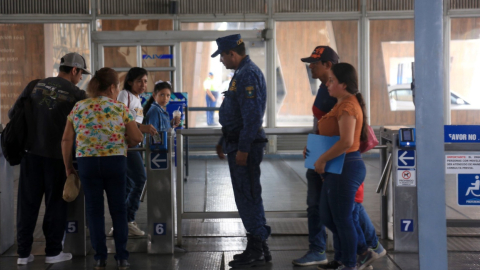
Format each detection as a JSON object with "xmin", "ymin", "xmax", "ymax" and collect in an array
[{"xmin": 219, "ymin": 55, "xmax": 266, "ymax": 153}]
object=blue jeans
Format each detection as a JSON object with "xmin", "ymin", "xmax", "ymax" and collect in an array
[
  {"xmin": 355, "ymin": 203, "xmax": 378, "ymax": 248},
  {"xmin": 306, "ymin": 169, "xmax": 327, "ymax": 252},
  {"xmin": 77, "ymin": 156, "xmax": 129, "ymax": 261},
  {"xmin": 206, "ymin": 91, "xmax": 219, "ymax": 125},
  {"xmin": 227, "ymin": 143, "xmax": 270, "ymax": 240},
  {"xmin": 126, "ymin": 146, "xmax": 147, "ymax": 222},
  {"xmin": 319, "ymin": 151, "xmax": 367, "ymax": 267}
]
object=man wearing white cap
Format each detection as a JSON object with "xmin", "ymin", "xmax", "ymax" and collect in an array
[{"xmin": 9, "ymin": 52, "xmax": 88, "ymax": 265}]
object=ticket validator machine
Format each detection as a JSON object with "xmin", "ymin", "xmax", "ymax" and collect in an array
[{"xmin": 378, "ymin": 127, "xmax": 418, "ymax": 252}]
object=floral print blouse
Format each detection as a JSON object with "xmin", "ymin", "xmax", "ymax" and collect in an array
[{"xmin": 68, "ymin": 96, "xmax": 134, "ymax": 157}]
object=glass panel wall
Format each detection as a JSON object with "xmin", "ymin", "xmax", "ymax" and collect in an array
[
  {"xmin": 96, "ymin": 19, "xmax": 173, "ymax": 31},
  {"xmin": 104, "ymin": 46, "xmax": 137, "ymax": 68},
  {"xmin": 181, "ymin": 21, "xmax": 265, "ymax": 31},
  {"xmin": 450, "ymin": 17, "xmax": 480, "ymax": 124},
  {"xmin": 0, "ymin": 23, "xmax": 90, "ymax": 125},
  {"xmin": 275, "ymin": 20, "xmax": 358, "ymax": 127},
  {"xmin": 181, "ymin": 41, "xmax": 266, "ymax": 128},
  {"xmin": 103, "ymin": 45, "xmax": 174, "ymax": 99},
  {"xmin": 369, "ymin": 19, "xmax": 415, "ymax": 126}
]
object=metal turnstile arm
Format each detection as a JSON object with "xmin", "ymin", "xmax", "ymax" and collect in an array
[
  {"xmin": 382, "ymin": 160, "xmax": 393, "ymax": 197},
  {"xmin": 376, "ymin": 152, "xmax": 392, "ymax": 194}
]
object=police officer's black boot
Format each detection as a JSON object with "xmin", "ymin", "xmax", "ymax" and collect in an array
[
  {"xmin": 262, "ymin": 239, "xmax": 272, "ymax": 262},
  {"xmin": 228, "ymin": 235, "xmax": 265, "ymax": 268},
  {"xmin": 233, "ymin": 234, "xmax": 272, "ymax": 262},
  {"xmin": 232, "ymin": 234, "xmax": 253, "ymax": 261}
]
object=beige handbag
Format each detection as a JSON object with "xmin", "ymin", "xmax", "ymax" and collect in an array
[{"xmin": 63, "ymin": 174, "xmax": 81, "ymax": 202}]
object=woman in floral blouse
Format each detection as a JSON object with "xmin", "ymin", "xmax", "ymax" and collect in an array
[{"xmin": 61, "ymin": 67, "xmax": 142, "ymax": 270}]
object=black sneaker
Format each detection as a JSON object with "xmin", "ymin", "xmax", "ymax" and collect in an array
[{"xmin": 318, "ymin": 260, "xmax": 342, "ymax": 270}]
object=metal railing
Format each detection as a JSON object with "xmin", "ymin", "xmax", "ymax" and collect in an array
[{"xmin": 175, "ymin": 127, "xmax": 385, "ymax": 245}]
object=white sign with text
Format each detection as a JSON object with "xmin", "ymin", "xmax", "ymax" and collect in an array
[{"xmin": 446, "ymin": 155, "xmax": 480, "ymax": 174}]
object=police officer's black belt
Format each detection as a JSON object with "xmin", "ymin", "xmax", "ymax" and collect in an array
[{"xmin": 222, "ymin": 127, "xmax": 268, "ymax": 144}]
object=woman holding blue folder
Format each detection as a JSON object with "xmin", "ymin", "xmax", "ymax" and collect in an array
[{"xmin": 314, "ymin": 63, "xmax": 378, "ymax": 270}]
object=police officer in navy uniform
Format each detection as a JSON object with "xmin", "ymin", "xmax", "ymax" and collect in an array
[{"xmin": 212, "ymin": 34, "xmax": 271, "ymax": 268}]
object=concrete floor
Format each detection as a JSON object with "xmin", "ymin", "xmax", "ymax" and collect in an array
[{"xmin": 1, "ymin": 155, "xmax": 480, "ymax": 269}]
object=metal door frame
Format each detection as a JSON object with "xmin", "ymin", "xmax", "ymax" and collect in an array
[{"xmin": 92, "ymin": 30, "xmax": 265, "ymax": 96}]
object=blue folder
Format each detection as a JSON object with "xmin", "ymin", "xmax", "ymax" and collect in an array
[{"xmin": 304, "ymin": 134, "xmax": 345, "ymax": 174}]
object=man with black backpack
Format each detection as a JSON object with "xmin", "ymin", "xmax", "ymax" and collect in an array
[{"xmin": 8, "ymin": 53, "xmax": 88, "ymax": 265}]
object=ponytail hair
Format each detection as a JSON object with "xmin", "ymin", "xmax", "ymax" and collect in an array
[
  {"xmin": 331, "ymin": 63, "xmax": 368, "ymax": 142},
  {"xmin": 87, "ymin": 67, "xmax": 119, "ymax": 97},
  {"xmin": 143, "ymin": 81, "xmax": 173, "ymax": 115}
]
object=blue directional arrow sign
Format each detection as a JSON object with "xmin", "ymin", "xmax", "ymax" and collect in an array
[
  {"xmin": 150, "ymin": 152, "xmax": 168, "ymax": 170},
  {"xmin": 398, "ymin": 150, "xmax": 415, "ymax": 167}
]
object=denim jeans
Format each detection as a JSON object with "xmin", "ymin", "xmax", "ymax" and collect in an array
[
  {"xmin": 319, "ymin": 151, "xmax": 367, "ymax": 267},
  {"xmin": 354, "ymin": 202, "xmax": 378, "ymax": 248},
  {"xmin": 77, "ymin": 156, "xmax": 129, "ymax": 261},
  {"xmin": 125, "ymin": 146, "xmax": 147, "ymax": 222},
  {"xmin": 306, "ymin": 169, "xmax": 327, "ymax": 252}
]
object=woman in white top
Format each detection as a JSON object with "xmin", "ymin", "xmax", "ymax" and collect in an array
[{"xmin": 115, "ymin": 67, "xmax": 157, "ymax": 236}]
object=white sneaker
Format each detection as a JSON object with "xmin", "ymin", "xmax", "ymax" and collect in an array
[
  {"xmin": 17, "ymin": 254, "xmax": 34, "ymax": 265},
  {"xmin": 128, "ymin": 221, "xmax": 145, "ymax": 236},
  {"xmin": 108, "ymin": 227, "xmax": 114, "ymax": 236},
  {"xmin": 45, "ymin": 251, "xmax": 72, "ymax": 264}
]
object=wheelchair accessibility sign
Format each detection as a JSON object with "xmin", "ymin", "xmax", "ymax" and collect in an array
[{"xmin": 458, "ymin": 174, "xmax": 480, "ymax": 205}]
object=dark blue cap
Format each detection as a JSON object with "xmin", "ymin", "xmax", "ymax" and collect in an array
[
  {"xmin": 211, "ymin": 34, "xmax": 243, "ymax": 58},
  {"xmin": 301, "ymin": 46, "xmax": 339, "ymax": 64}
]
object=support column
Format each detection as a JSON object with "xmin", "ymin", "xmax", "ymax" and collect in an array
[
  {"xmin": 414, "ymin": 0, "xmax": 448, "ymax": 269},
  {"xmin": 265, "ymin": 0, "xmax": 277, "ymax": 154}
]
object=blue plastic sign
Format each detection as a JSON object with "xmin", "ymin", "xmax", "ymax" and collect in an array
[
  {"xmin": 445, "ymin": 125, "xmax": 480, "ymax": 143},
  {"xmin": 150, "ymin": 152, "xmax": 168, "ymax": 170},
  {"xmin": 154, "ymin": 223, "xmax": 166, "ymax": 235},
  {"xmin": 458, "ymin": 174, "xmax": 480, "ymax": 205},
  {"xmin": 397, "ymin": 150, "xmax": 415, "ymax": 167},
  {"xmin": 142, "ymin": 54, "xmax": 173, "ymax": 60},
  {"xmin": 66, "ymin": 221, "xmax": 78, "ymax": 233},
  {"xmin": 401, "ymin": 219, "xmax": 414, "ymax": 232}
]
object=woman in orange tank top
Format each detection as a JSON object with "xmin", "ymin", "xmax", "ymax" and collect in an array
[{"xmin": 314, "ymin": 63, "xmax": 380, "ymax": 270}]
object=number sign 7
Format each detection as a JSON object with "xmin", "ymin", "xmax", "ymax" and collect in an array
[{"xmin": 401, "ymin": 219, "xmax": 414, "ymax": 232}]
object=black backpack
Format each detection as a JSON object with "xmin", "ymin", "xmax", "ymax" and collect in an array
[{"xmin": 1, "ymin": 79, "xmax": 40, "ymax": 166}]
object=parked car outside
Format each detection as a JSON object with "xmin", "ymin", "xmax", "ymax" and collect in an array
[{"xmin": 388, "ymin": 84, "xmax": 478, "ymax": 111}]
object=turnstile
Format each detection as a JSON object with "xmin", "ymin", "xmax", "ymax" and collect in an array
[
  {"xmin": 146, "ymin": 130, "xmax": 176, "ymax": 254},
  {"xmin": 378, "ymin": 126, "xmax": 419, "ymax": 252},
  {"xmin": 379, "ymin": 125, "xmax": 480, "ymax": 252},
  {"xmin": 1, "ymin": 128, "xmax": 176, "ymax": 256},
  {"xmin": 0, "ymin": 126, "xmax": 15, "ymax": 254}
]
